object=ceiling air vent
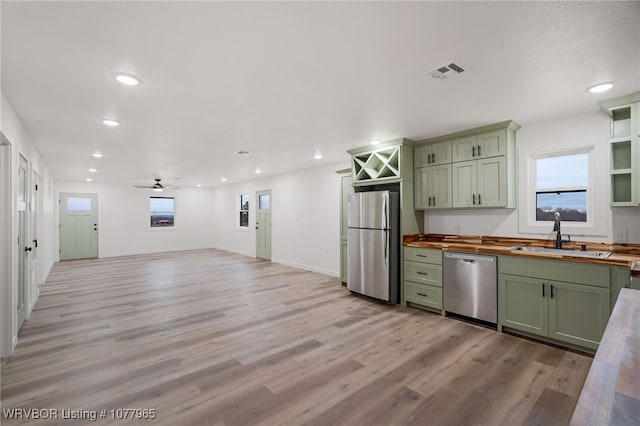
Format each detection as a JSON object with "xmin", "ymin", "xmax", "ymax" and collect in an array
[{"xmin": 429, "ymin": 61, "xmax": 465, "ymax": 80}]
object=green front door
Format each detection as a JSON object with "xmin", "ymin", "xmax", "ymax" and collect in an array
[
  {"xmin": 256, "ymin": 190, "xmax": 271, "ymax": 260},
  {"xmin": 59, "ymin": 193, "xmax": 98, "ymax": 260}
]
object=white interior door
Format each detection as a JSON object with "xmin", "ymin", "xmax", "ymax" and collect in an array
[
  {"xmin": 17, "ymin": 155, "xmax": 28, "ymax": 329},
  {"xmin": 256, "ymin": 190, "xmax": 272, "ymax": 260},
  {"xmin": 30, "ymin": 170, "xmax": 38, "ymax": 291},
  {"xmin": 59, "ymin": 193, "xmax": 98, "ymax": 260}
]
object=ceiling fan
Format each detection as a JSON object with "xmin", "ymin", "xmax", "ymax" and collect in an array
[{"xmin": 133, "ymin": 178, "xmax": 179, "ymax": 192}]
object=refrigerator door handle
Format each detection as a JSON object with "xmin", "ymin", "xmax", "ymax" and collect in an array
[{"xmin": 382, "ymin": 195, "xmax": 388, "ymax": 229}]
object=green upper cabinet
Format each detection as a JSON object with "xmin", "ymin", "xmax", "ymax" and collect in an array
[
  {"xmin": 415, "ymin": 141, "xmax": 452, "ymax": 167},
  {"xmin": 414, "ymin": 164, "xmax": 452, "ymax": 209},
  {"xmin": 600, "ymin": 92, "xmax": 640, "ymax": 206},
  {"xmin": 451, "ymin": 156, "xmax": 508, "ymax": 208},
  {"xmin": 451, "ymin": 129, "xmax": 507, "ymax": 162},
  {"xmin": 414, "ymin": 120, "xmax": 519, "ymax": 210}
]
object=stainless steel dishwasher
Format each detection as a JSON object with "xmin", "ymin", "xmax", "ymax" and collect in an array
[{"xmin": 443, "ymin": 252, "xmax": 497, "ymax": 324}]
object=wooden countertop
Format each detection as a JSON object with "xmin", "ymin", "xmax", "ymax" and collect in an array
[
  {"xmin": 570, "ymin": 288, "xmax": 640, "ymax": 425},
  {"xmin": 403, "ymin": 234, "xmax": 640, "ymax": 268}
]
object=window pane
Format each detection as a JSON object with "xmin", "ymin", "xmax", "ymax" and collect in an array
[
  {"xmin": 240, "ymin": 194, "xmax": 249, "ymax": 211},
  {"xmin": 536, "ymin": 190, "xmax": 587, "ymax": 222},
  {"xmin": 150, "ymin": 197, "xmax": 174, "ymax": 227},
  {"xmin": 259, "ymin": 194, "xmax": 270, "ymax": 210},
  {"xmin": 67, "ymin": 197, "xmax": 92, "ymax": 211},
  {"xmin": 536, "ymin": 153, "xmax": 588, "ymax": 189},
  {"xmin": 239, "ymin": 211, "xmax": 249, "ymax": 227}
]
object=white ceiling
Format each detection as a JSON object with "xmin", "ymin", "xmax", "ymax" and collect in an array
[{"xmin": 2, "ymin": 1, "xmax": 639, "ymax": 188}]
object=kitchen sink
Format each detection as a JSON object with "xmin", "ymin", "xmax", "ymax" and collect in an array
[{"xmin": 507, "ymin": 246, "xmax": 611, "ymax": 259}]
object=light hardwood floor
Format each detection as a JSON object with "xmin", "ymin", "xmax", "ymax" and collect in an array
[{"xmin": 1, "ymin": 249, "xmax": 592, "ymax": 425}]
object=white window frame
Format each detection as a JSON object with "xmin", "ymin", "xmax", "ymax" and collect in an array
[
  {"xmin": 149, "ymin": 196, "xmax": 176, "ymax": 229},
  {"xmin": 237, "ymin": 193, "xmax": 250, "ymax": 231},
  {"xmin": 519, "ymin": 145, "xmax": 607, "ymax": 236}
]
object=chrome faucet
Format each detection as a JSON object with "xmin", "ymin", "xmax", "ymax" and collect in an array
[{"xmin": 553, "ymin": 212, "xmax": 569, "ymax": 249}]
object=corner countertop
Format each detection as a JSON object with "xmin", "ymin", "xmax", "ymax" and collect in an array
[
  {"xmin": 570, "ymin": 288, "xmax": 640, "ymax": 425},
  {"xmin": 403, "ymin": 234, "xmax": 640, "ymax": 268}
]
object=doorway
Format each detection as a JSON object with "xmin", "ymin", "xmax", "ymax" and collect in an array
[
  {"xmin": 17, "ymin": 155, "xmax": 28, "ymax": 329},
  {"xmin": 256, "ymin": 190, "xmax": 272, "ymax": 260},
  {"xmin": 59, "ymin": 193, "xmax": 98, "ymax": 260},
  {"xmin": 30, "ymin": 170, "xmax": 39, "ymax": 292}
]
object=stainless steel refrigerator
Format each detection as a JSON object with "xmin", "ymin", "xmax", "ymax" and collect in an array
[{"xmin": 347, "ymin": 191, "xmax": 400, "ymax": 304}]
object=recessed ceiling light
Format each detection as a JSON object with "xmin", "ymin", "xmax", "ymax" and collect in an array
[
  {"xmin": 102, "ymin": 119, "xmax": 119, "ymax": 127},
  {"xmin": 92, "ymin": 152, "xmax": 103, "ymax": 158},
  {"xmin": 221, "ymin": 178, "xmax": 227, "ymax": 182},
  {"xmin": 314, "ymin": 154, "xmax": 323, "ymax": 160},
  {"xmin": 89, "ymin": 168, "xmax": 97, "ymax": 173},
  {"xmin": 588, "ymin": 82, "xmax": 614, "ymax": 93},
  {"xmin": 255, "ymin": 169, "xmax": 262, "ymax": 174},
  {"xmin": 85, "ymin": 178, "xmax": 93, "ymax": 182},
  {"xmin": 236, "ymin": 150, "xmax": 252, "ymax": 156},
  {"xmin": 196, "ymin": 184, "xmax": 201, "ymax": 188},
  {"xmin": 370, "ymin": 140, "xmax": 381, "ymax": 145},
  {"xmin": 113, "ymin": 73, "xmax": 141, "ymax": 86}
]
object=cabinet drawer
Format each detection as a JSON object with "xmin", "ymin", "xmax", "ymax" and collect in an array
[
  {"xmin": 404, "ymin": 261, "xmax": 442, "ymax": 287},
  {"xmin": 405, "ymin": 282, "xmax": 442, "ymax": 309},
  {"xmin": 404, "ymin": 247, "xmax": 442, "ymax": 264}
]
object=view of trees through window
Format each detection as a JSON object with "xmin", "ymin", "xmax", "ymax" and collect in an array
[
  {"xmin": 150, "ymin": 197, "xmax": 175, "ymax": 227},
  {"xmin": 535, "ymin": 152, "xmax": 588, "ymax": 222},
  {"xmin": 239, "ymin": 194, "xmax": 249, "ymax": 227}
]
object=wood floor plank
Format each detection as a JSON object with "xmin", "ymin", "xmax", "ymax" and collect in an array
[{"xmin": 1, "ymin": 249, "xmax": 593, "ymax": 425}]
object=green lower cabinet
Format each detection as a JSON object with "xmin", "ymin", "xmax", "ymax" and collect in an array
[
  {"xmin": 499, "ymin": 274, "xmax": 548, "ymax": 337},
  {"xmin": 404, "ymin": 261, "xmax": 442, "ymax": 287},
  {"xmin": 340, "ymin": 240, "xmax": 348, "ymax": 284},
  {"xmin": 499, "ymin": 273, "xmax": 610, "ymax": 350},
  {"xmin": 610, "ymin": 267, "xmax": 631, "ymax": 309},
  {"xmin": 548, "ymin": 281, "xmax": 609, "ymax": 350},
  {"xmin": 405, "ymin": 282, "xmax": 442, "ymax": 310}
]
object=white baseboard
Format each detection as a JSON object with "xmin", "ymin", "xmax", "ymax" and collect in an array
[
  {"xmin": 271, "ymin": 257, "xmax": 339, "ymax": 277},
  {"xmin": 38, "ymin": 261, "xmax": 53, "ymax": 285}
]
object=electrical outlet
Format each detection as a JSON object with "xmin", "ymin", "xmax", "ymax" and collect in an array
[{"xmin": 614, "ymin": 228, "xmax": 628, "ymax": 242}]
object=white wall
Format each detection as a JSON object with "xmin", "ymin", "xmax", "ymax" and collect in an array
[
  {"xmin": 424, "ymin": 111, "xmax": 640, "ymax": 243},
  {"xmin": 212, "ymin": 162, "xmax": 345, "ymax": 276},
  {"xmin": 1, "ymin": 91, "xmax": 56, "ymax": 357},
  {"xmin": 55, "ymin": 181, "xmax": 216, "ymax": 259}
]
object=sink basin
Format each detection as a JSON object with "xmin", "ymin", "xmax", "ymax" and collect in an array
[{"xmin": 507, "ymin": 246, "xmax": 611, "ymax": 259}]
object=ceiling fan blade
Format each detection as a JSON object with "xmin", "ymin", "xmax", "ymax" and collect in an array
[{"xmin": 133, "ymin": 185, "xmax": 153, "ymax": 189}]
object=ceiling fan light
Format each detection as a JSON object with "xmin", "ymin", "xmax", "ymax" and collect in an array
[{"xmin": 153, "ymin": 187, "xmax": 163, "ymax": 192}]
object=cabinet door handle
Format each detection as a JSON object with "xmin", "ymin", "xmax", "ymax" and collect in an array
[
  {"xmin": 477, "ymin": 145, "xmax": 482, "ymax": 156},
  {"xmin": 550, "ymin": 284, "xmax": 554, "ymax": 299},
  {"xmin": 472, "ymin": 194, "xmax": 476, "ymax": 205},
  {"xmin": 542, "ymin": 283, "xmax": 545, "ymax": 298},
  {"xmin": 428, "ymin": 196, "xmax": 432, "ymax": 206},
  {"xmin": 433, "ymin": 196, "xmax": 436, "ymax": 206},
  {"xmin": 431, "ymin": 153, "xmax": 435, "ymax": 163},
  {"xmin": 417, "ymin": 292, "xmax": 428, "ymax": 297},
  {"xmin": 416, "ymin": 254, "xmax": 427, "ymax": 258},
  {"xmin": 477, "ymin": 194, "xmax": 481, "ymax": 205},
  {"xmin": 416, "ymin": 272, "xmax": 428, "ymax": 276},
  {"xmin": 472, "ymin": 146, "xmax": 476, "ymax": 157}
]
